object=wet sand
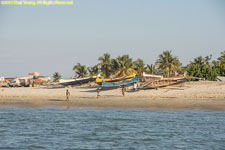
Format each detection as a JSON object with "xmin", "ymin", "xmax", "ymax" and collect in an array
[{"xmin": 0, "ymin": 81, "xmax": 225, "ymax": 110}]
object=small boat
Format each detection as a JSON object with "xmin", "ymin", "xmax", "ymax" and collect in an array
[
  {"xmin": 101, "ymin": 75, "xmax": 137, "ymax": 90},
  {"xmin": 60, "ymin": 76, "xmax": 97, "ymax": 86},
  {"xmin": 143, "ymin": 72, "xmax": 163, "ymax": 81},
  {"xmin": 96, "ymin": 73, "xmax": 135, "ymax": 85},
  {"xmin": 141, "ymin": 76, "xmax": 186, "ymax": 89}
]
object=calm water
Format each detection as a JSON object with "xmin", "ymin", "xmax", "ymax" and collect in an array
[{"xmin": 0, "ymin": 107, "xmax": 225, "ymax": 150}]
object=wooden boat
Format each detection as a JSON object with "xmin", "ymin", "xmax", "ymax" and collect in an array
[
  {"xmin": 60, "ymin": 76, "xmax": 97, "ymax": 86},
  {"xmin": 143, "ymin": 72, "xmax": 163, "ymax": 81},
  {"xmin": 96, "ymin": 73, "xmax": 135, "ymax": 85},
  {"xmin": 141, "ymin": 76, "xmax": 186, "ymax": 89},
  {"xmin": 101, "ymin": 75, "xmax": 137, "ymax": 90}
]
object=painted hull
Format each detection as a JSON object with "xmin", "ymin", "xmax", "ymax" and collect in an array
[
  {"xmin": 101, "ymin": 75, "xmax": 137, "ymax": 90},
  {"xmin": 60, "ymin": 76, "xmax": 96, "ymax": 86},
  {"xmin": 96, "ymin": 73, "xmax": 135, "ymax": 85}
]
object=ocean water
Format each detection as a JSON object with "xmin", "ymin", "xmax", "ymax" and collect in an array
[{"xmin": 0, "ymin": 107, "xmax": 225, "ymax": 150}]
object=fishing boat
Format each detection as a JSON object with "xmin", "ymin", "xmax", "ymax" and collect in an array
[
  {"xmin": 101, "ymin": 75, "xmax": 137, "ymax": 90},
  {"xmin": 96, "ymin": 73, "xmax": 136, "ymax": 85},
  {"xmin": 60, "ymin": 76, "xmax": 97, "ymax": 86},
  {"xmin": 143, "ymin": 72, "xmax": 163, "ymax": 81},
  {"xmin": 141, "ymin": 76, "xmax": 186, "ymax": 89}
]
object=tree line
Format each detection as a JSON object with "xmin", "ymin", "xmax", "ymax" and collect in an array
[{"xmin": 53, "ymin": 50, "xmax": 225, "ymax": 82}]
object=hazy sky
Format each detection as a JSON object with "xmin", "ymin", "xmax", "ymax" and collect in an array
[{"xmin": 0, "ymin": 0, "xmax": 225, "ymax": 78}]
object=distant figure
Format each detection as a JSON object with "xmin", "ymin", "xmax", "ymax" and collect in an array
[
  {"xmin": 174, "ymin": 71, "xmax": 178, "ymax": 77},
  {"xmin": 97, "ymin": 87, "xmax": 100, "ymax": 99},
  {"xmin": 133, "ymin": 82, "xmax": 137, "ymax": 91},
  {"xmin": 66, "ymin": 89, "xmax": 70, "ymax": 101},
  {"xmin": 122, "ymin": 86, "xmax": 126, "ymax": 97}
]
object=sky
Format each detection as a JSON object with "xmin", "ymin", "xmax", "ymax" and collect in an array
[{"xmin": 0, "ymin": 0, "xmax": 225, "ymax": 78}]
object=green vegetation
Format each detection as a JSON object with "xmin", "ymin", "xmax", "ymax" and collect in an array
[
  {"xmin": 72, "ymin": 50, "xmax": 225, "ymax": 81},
  {"xmin": 87, "ymin": 65, "xmax": 99, "ymax": 76},
  {"xmin": 186, "ymin": 52, "xmax": 225, "ymax": 81},
  {"xmin": 155, "ymin": 50, "xmax": 182, "ymax": 77},
  {"xmin": 112, "ymin": 54, "xmax": 134, "ymax": 77},
  {"xmin": 214, "ymin": 51, "xmax": 225, "ymax": 76},
  {"xmin": 98, "ymin": 53, "xmax": 112, "ymax": 78},
  {"xmin": 145, "ymin": 64, "xmax": 156, "ymax": 75},
  {"xmin": 132, "ymin": 59, "xmax": 145, "ymax": 80},
  {"xmin": 187, "ymin": 56, "xmax": 216, "ymax": 81},
  {"xmin": 53, "ymin": 72, "xmax": 61, "ymax": 82},
  {"xmin": 73, "ymin": 63, "xmax": 88, "ymax": 78}
]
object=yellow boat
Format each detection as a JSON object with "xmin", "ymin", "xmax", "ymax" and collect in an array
[{"xmin": 96, "ymin": 73, "xmax": 136, "ymax": 85}]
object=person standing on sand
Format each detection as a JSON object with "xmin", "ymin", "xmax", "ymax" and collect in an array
[
  {"xmin": 122, "ymin": 86, "xmax": 126, "ymax": 97},
  {"xmin": 66, "ymin": 89, "xmax": 70, "ymax": 101},
  {"xmin": 97, "ymin": 87, "xmax": 100, "ymax": 99},
  {"xmin": 133, "ymin": 82, "xmax": 137, "ymax": 91}
]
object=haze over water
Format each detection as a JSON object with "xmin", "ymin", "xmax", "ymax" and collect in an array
[{"xmin": 0, "ymin": 107, "xmax": 225, "ymax": 149}]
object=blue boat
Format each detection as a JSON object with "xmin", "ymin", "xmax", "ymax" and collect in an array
[{"xmin": 101, "ymin": 75, "xmax": 137, "ymax": 90}]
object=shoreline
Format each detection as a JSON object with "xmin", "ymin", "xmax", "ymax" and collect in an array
[
  {"xmin": 1, "ymin": 97, "xmax": 225, "ymax": 111},
  {"xmin": 1, "ymin": 81, "xmax": 225, "ymax": 110},
  {"xmin": 0, "ymin": 99, "xmax": 225, "ymax": 111}
]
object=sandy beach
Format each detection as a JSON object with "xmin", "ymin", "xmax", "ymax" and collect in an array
[{"xmin": 1, "ymin": 81, "xmax": 225, "ymax": 110}]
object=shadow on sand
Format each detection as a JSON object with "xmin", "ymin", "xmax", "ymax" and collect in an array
[
  {"xmin": 80, "ymin": 89, "xmax": 97, "ymax": 93},
  {"xmin": 45, "ymin": 87, "xmax": 65, "ymax": 89},
  {"xmin": 79, "ymin": 97, "xmax": 97, "ymax": 99},
  {"xmin": 48, "ymin": 99, "xmax": 65, "ymax": 102}
]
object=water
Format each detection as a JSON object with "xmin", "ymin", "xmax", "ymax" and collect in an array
[{"xmin": 0, "ymin": 107, "xmax": 225, "ymax": 150}]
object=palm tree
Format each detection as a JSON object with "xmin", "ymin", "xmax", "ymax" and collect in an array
[
  {"xmin": 205, "ymin": 55, "xmax": 212, "ymax": 67},
  {"xmin": 216, "ymin": 51, "xmax": 225, "ymax": 76},
  {"xmin": 111, "ymin": 58, "xmax": 120, "ymax": 75},
  {"xmin": 133, "ymin": 58, "xmax": 145, "ymax": 80},
  {"xmin": 112, "ymin": 55, "xmax": 134, "ymax": 77},
  {"xmin": 87, "ymin": 65, "xmax": 99, "ymax": 76},
  {"xmin": 194, "ymin": 56, "xmax": 205, "ymax": 66},
  {"xmin": 187, "ymin": 56, "xmax": 218, "ymax": 81},
  {"xmin": 218, "ymin": 51, "xmax": 225, "ymax": 64},
  {"xmin": 155, "ymin": 50, "xmax": 182, "ymax": 77},
  {"xmin": 53, "ymin": 72, "xmax": 61, "ymax": 82},
  {"xmin": 145, "ymin": 64, "xmax": 156, "ymax": 74},
  {"xmin": 98, "ymin": 53, "xmax": 112, "ymax": 78},
  {"xmin": 72, "ymin": 63, "xmax": 87, "ymax": 78}
]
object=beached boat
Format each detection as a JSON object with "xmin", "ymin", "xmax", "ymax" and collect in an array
[
  {"xmin": 143, "ymin": 72, "xmax": 163, "ymax": 81},
  {"xmin": 96, "ymin": 73, "xmax": 136, "ymax": 85},
  {"xmin": 59, "ymin": 76, "xmax": 97, "ymax": 86},
  {"xmin": 101, "ymin": 75, "xmax": 137, "ymax": 90},
  {"xmin": 141, "ymin": 76, "xmax": 186, "ymax": 89}
]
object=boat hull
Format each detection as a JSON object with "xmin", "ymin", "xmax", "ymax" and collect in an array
[
  {"xmin": 101, "ymin": 75, "xmax": 137, "ymax": 90},
  {"xmin": 142, "ymin": 77, "xmax": 186, "ymax": 89},
  {"xmin": 96, "ymin": 73, "xmax": 135, "ymax": 85},
  {"xmin": 60, "ymin": 76, "xmax": 96, "ymax": 86}
]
